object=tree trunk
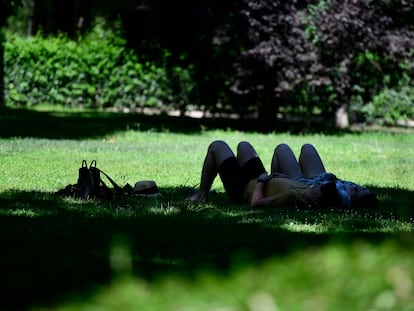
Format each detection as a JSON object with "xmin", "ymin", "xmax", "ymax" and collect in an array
[
  {"xmin": 335, "ymin": 103, "xmax": 349, "ymax": 129},
  {"xmin": 26, "ymin": 0, "xmax": 35, "ymax": 36},
  {"xmin": 258, "ymin": 83, "xmax": 278, "ymax": 131}
]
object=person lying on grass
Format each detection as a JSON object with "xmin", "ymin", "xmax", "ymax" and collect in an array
[
  {"xmin": 270, "ymin": 143, "xmax": 378, "ymax": 208},
  {"xmin": 187, "ymin": 140, "xmax": 341, "ymax": 208}
]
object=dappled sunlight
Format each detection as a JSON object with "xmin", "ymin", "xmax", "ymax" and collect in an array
[
  {"xmin": 148, "ymin": 204, "xmax": 180, "ymax": 216},
  {"xmin": 281, "ymin": 221, "xmax": 327, "ymax": 233},
  {"xmin": 7, "ymin": 208, "xmax": 39, "ymax": 217}
]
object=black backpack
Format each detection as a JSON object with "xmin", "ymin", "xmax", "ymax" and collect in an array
[{"xmin": 56, "ymin": 160, "xmax": 129, "ymax": 200}]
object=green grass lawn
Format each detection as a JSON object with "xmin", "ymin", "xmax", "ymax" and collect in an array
[{"xmin": 0, "ymin": 106, "xmax": 413, "ymax": 310}]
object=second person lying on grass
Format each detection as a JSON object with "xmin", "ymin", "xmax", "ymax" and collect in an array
[
  {"xmin": 187, "ymin": 140, "xmax": 341, "ymax": 208},
  {"xmin": 270, "ymin": 143, "xmax": 378, "ymax": 208}
]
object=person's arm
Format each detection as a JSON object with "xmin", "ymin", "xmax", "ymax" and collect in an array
[
  {"xmin": 251, "ymin": 175, "xmax": 299, "ymax": 208},
  {"xmin": 251, "ymin": 173, "xmax": 273, "ymax": 206},
  {"xmin": 269, "ymin": 172, "xmax": 289, "ymax": 178}
]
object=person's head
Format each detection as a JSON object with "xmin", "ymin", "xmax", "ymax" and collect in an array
[
  {"xmin": 305, "ymin": 181, "xmax": 342, "ymax": 208},
  {"xmin": 343, "ymin": 182, "xmax": 378, "ymax": 208}
]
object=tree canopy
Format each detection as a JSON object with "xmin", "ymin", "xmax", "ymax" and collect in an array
[{"xmin": 2, "ymin": 0, "xmax": 414, "ymax": 129}]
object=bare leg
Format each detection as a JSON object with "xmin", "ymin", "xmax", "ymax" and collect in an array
[
  {"xmin": 237, "ymin": 141, "xmax": 260, "ymax": 166},
  {"xmin": 187, "ymin": 140, "xmax": 235, "ymax": 202},
  {"xmin": 298, "ymin": 144, "xmax": 326, "ymax": 178},
  {"xmin": 270, "ymin": 144, "xmax": 302, "ymax": 179}
]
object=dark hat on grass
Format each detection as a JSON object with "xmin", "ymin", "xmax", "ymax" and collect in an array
[{"xmin": 133, "ymin": 180, "xmax": 162, "ymax": 198}]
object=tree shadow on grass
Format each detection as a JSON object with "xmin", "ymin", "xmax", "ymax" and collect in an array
[
  {"xmin": 0, "ymin": 107, "xmax": 346, "ymax": 139},
  {"xmin": 0, "ymin": 185, "xmax": 413, "ymax": 309},
  {"xmin": 0, "ymin": 107, "xmax": 204, "ymax": 139}
]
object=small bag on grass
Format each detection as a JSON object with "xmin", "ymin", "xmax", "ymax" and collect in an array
[{"xmin": 56, "ymin": 160, "xmax": 124, "ymax": 200}]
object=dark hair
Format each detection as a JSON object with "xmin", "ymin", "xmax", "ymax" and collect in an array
[
  {"xmin": 353, "ymin": 191, "xmax": 378, "ymax": 208},
  {"xmin": 318, "ymin": 181, "xmax": 342, "ymax": 208}
]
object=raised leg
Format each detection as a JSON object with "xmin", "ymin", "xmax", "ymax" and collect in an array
[
  {"xmin": 298, "ymin": 144, "xmax": 326, "ymax": 178},
  {"xmin": 187, "ymin": 140, "xmax": 235, "ymax": 202},
  {"xmin": 270, "ymin": 143, "xmax": 303, "ymax": 179},
  {"xmin": 236, "ymin": 141, "xmax": 260, "ymax": 166}
]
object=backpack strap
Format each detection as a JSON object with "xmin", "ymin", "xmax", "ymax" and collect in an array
[
  {"xmin": 98, "ymin": 168, "xmax": 124, "ymax": 195},
  {"xmin": 90, "ymin": 160, "xmax": 123, "ymax": 197}
]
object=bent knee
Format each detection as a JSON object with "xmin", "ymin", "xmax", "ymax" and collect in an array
[
  {"xmin": 209, "ymin": 140, "xmax": 226, "ymax": 148},
  {"xmin": 274, "ymin": 143, "xmax": 290, "ymax": 154},
  {"xmin": 237, "ymin": 141, "xmax": 253, "ymax": 153},
  {"xmin": 300, "ymin": 143, "xmax": 317, "ymax": 153},
  {"xmin": 208, "ymin": 140, "xmax": 228, "ymax": 152}
]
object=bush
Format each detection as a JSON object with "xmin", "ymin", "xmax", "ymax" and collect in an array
[
  {"xmin": 350, "ymin": 76, "xmax": 414, "ymax": 126},
  {"xmin": 368, "ymin": 86, "xmax": 414, "ymax": 126},
  {"xmin": 4, "ymin": 25, "xmax": 195, "ymax": 111}
]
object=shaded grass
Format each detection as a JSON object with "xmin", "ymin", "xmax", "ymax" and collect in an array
[
  {"xmin": 1, "ymin": 188, "xmax": 413, "ymax": 310},
  {"xmin": 0, "ymin": 106, "xmax": 206, "ymax": 139},
  {"xmin": 0, "ymin": 105, "xmax": 359, "ymax": 140},
  {"xmin": 0, "ymin": 106, "xmax": 414, "ymax": 310}
]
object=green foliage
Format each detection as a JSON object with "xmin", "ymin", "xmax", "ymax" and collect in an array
[
  {"xmin": 351, "ymin": 76, "xmax": 414, "ymax": 126},
  {"xmin": 370, "ymin": 85, "xmax": 414, "ymax": 126},
  {"xmin": 4, "ymin": 25, "xmax": 195, "ymax": 110},
  {"xmin": 3, "ymin": 1, "xmax": 414, "ymax": 128}
]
